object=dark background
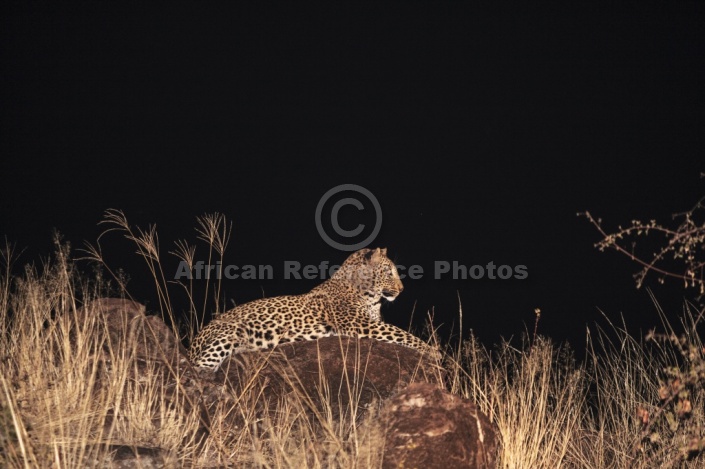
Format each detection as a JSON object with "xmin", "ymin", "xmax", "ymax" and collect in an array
[{"xmin": 2, "ymin": 3, "xmax": 703, "ymax": 358}]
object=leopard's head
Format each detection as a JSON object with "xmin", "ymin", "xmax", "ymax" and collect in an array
[{"xmin": 334, "ymin": 247, "xmax": 404, "ymax": 301}]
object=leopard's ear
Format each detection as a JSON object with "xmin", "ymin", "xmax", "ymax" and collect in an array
[
  {"xmin": 363, "ymin": 248, "xmax": 376, "ymax": 261},
  {"xmin": 365, "ymin": 247, "xmax": 385, "ymax": 263}
]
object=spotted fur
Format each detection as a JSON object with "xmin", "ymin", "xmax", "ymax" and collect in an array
[{"xmin": 189, "ymin": 247, "xmax": 438, "ymax": 370}]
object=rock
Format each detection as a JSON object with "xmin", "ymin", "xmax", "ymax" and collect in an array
[
  {"xmin": 69, "ymin": 298, "xmax": 209, "ymax": 464},
  {"xmin": 64, "ymin": 298, "xmax": 467, "ymax": 467},
  {"xmin": 73, "ymin": 298, "xmax": 187, "ymax": 365},
  {"xmin": 83, "ymin": 445, "xmax": 173, "ymax": 469},
  {"xmin": 209, "ymin": 335, "xmax": 444, "ymax": 420},
  {"xmin": 381, "ymin": 382, "xmax": 498, "ymax": 469}
]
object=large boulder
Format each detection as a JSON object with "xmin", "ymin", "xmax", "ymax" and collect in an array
[
  {"xmin": 380, "ymin": 382, "xmax": 498, "ymax": 469},
  {"xmin": 206, "ymin": 335, "xmax": 444, "ymax": 418},
  {"xmin": 72, "ymin": 297, "xmax": 186, "ymax": 365},
  {"xmin": 69, "ymin": 298, "xmax": 207, "ymax": 464},
  {"xmin": 67, "ymin": 298, "xmax": 489, "ymax": 468}
]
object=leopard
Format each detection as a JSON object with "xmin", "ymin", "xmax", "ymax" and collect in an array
[{"xmin": 188, "ymin": 247, "xmax": 439, "ymax": 370}]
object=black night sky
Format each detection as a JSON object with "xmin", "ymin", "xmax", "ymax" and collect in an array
[{"xmin": 1, "ymin": 3, "xmax": 703, "ymax": 357}]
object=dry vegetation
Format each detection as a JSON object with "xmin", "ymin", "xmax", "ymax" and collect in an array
[{"xmin": 1, "ymin": 209, "xmax": 705, "ymax": 468}]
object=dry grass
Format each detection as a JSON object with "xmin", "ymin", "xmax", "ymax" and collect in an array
[
  {"xmin": 2, "ymin": 212, "xmax": 705, "ymax": 467},
  {"xmin": 0, "ymin": 236, "xmax": 394, "ymax": 468}
]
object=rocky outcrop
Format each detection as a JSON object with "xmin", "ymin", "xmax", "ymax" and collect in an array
[
  {"xmin": 210, "ymin": 334, "xmax": 444, "ymax": 414},
  {"xmin": 68, "ymin": 298, "xmax": 494, "ymax": 468},
  {"xmin": 72, "ymin": 297, "xmax": 186, "ymax": 365},
  {"xmin": 381, "ymin": 382, "xmax": 499, "ymax": 469}
]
